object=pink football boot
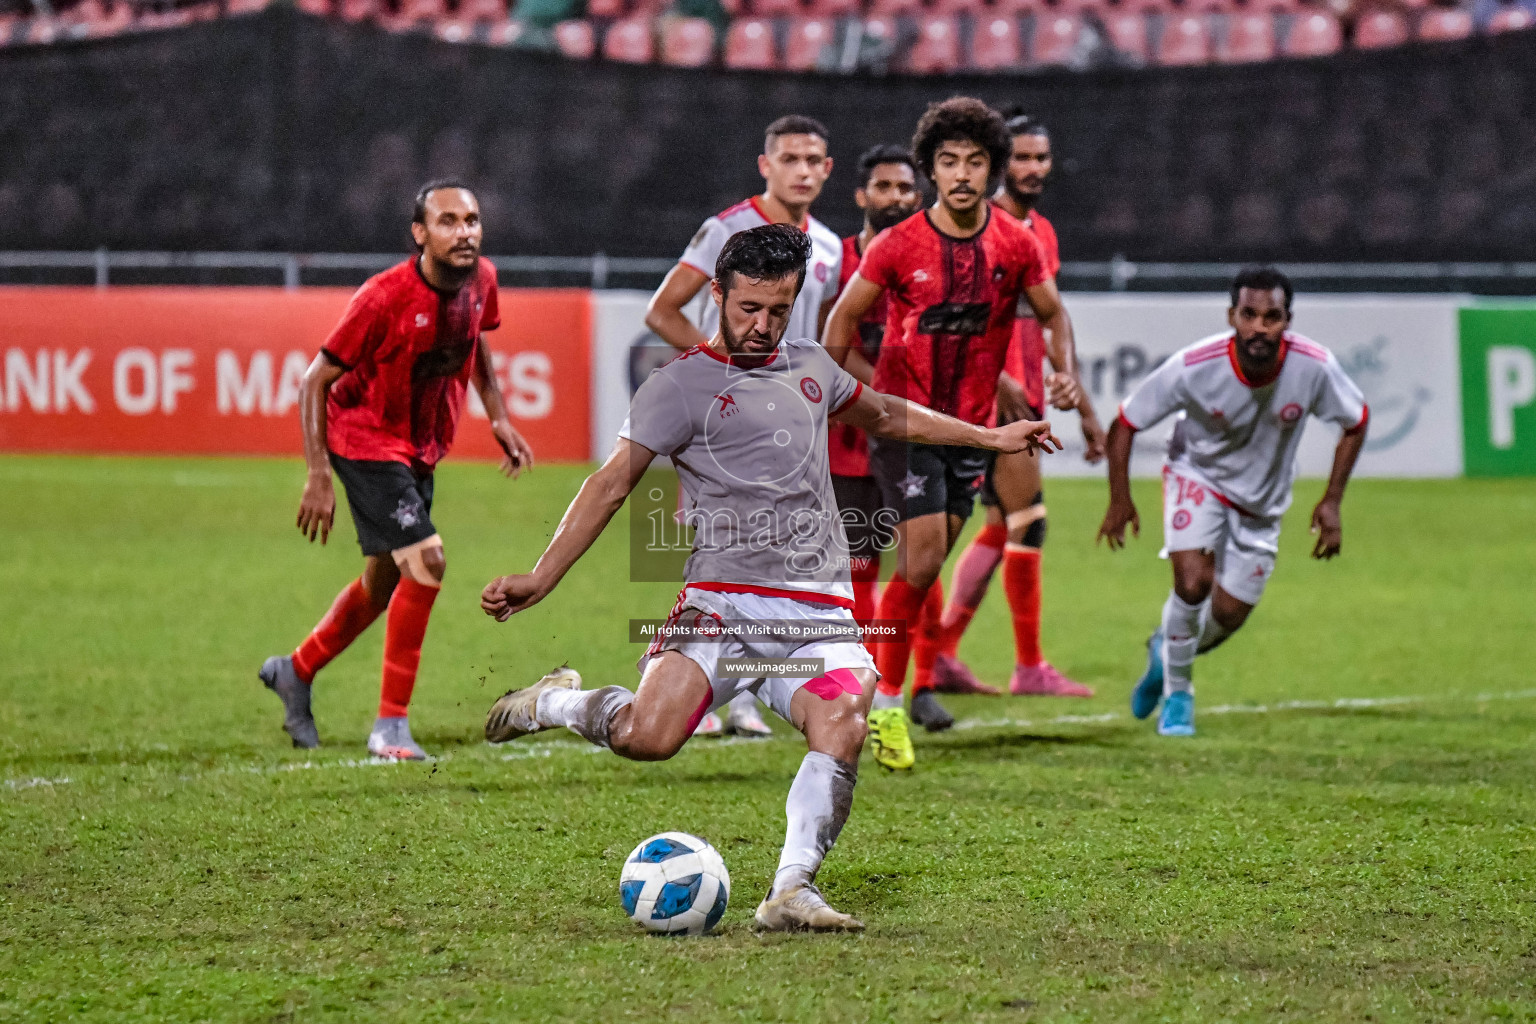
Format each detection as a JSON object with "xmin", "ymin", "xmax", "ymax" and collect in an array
[
  {"xmin": 1009, "ymin": 662, "xmax": 1094, "ymax": 698},
  {"xmin": 931, "ymin": 653, "xmax": 1003, "ymax": 696}
]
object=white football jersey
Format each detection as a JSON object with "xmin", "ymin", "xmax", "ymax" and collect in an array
[
  {"xmin": 677, "ymin": 197, "xmax": 842, "ymax": 346},
  {"xmin": 1118, "ymin": 331, "xmax": 1368, "ymax": 518}
]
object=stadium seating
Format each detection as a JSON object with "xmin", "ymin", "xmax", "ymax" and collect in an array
[
  {"xmin": 1281, "ymin": 10, "xmax": 1342, "ymax": 55},
  {"xmin": 932, "ymin": 0, "xmax": 988, "ymax": 15},
  {"xmin": 660, "ymin": 16, "xmax": 715, "ymax": 64},
  {"xmin": 806, "ymin": 0, "xmax": 861, "ymax": 18},
  {"xmin": 750, "ymin": 0, "xmax": 801, "ymax": 18},
  {"xmin": 1031, "ymin": 12, "xmax": 1086, "ymax": 64},
  {"xmin": 869, "ymin": 0, "xmax": 924, "ymax": 16},
  {"xmin": 1353, "ymin": 7, "xmax": 1409, "ymax": 47},
  {"xmin": 337, "ymin": 0, "xmax": 380, "ymax": 21},
  {"xmin": 1156, "ymin": 13, "xmax": 1212, "ymax": 63},
  {"xmin": 993, "ymin": 0, "xmax": 1047, "ymax": 15},
  {"xmin": 388, "ymin": 0, "xmax": 448, "ymax": 28},
  {"xmin": 587, "ymin": 0, "xmax": 627, "ymax": 17},
  {"xmin": 602, "ymin": 14, "xmax": 654, "ymax": 59},
  {"xmin": 1488, "ymin": 3, "xmax": 1534, "ymax": 30},
  {"xmin": 907, "ymin": 14, "xmax": 961, "ymax": 72},
  {"xmin": 1242, "ymin": 0, "xmax": 1296, "ymax": 11},
  {"xmin": 970, "ymin": 14, "xmax": 1023, "ymax": 68},
  {"xmin": 458, "ymin": 0, "xmax": 509, "ymax": 22},
  {"xmin": 1417, "ymin": 6, "xmax": 1472, "ymax": 38},
  {"xmin": 554, "ymin": 17, "xmax": 596, "ymax": 55},
  {"xmin": 1216, "ymin": 11, "xmax": 1275, "ymax": 61},
  {"xmin": 783, "ymin": 16, "xmax": 837, "ymax": 69},
  {"xmin": 1100, "ymin": 10, "xmax": 1151, "ymax": 61},
  {"xmin": 724, "ymin": 16, "xmax": 777, "ymax": 66}
]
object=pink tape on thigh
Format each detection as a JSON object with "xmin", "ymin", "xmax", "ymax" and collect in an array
[
  {"xmin": 803, "ymin": 667, "xmax": 863, "ymax": 701},
  {"xmin": 683, "ymin": 689, "xmax": 713, "ymax": 734}
]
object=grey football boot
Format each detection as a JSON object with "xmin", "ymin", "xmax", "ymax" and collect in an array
[
  {"xmin": 259, "ymin": 655, "xmax": 320, "ymax": 749},
  {"xmin": 367, "ymin": 716, "xmax": 428, "ymax": 761}
]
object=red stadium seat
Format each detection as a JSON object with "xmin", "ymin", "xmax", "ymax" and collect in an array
[
  {"xmin": 1352, "ymin": 7, "xmax": 1408, "ymax": 46},
  {"xmin": 1240, "ymin": 0, "xmax": 1294, "ymax": 12},
  {"xmin": 458, "ymin": 0, "xmax": 508, "ymax": 22},
  {"xmin": 1116, "ymin": 0, "xmax": 1171, "ymax": 15},
  {"xmin": 602, "ymin": 15, "xmax": 654, "ymax": 59},
  {"xmin": 784, "ymin": 16, "xmax": 836, "ymax": 68},
  {"xmin": 806, "ymin": 0, "xmax": 861, "ymax": 17},
  {"xmin": 486, "ymin": 17, "xmax": 524, "ymax": 40},
  {"xmin": 869, "ymin": 0, "xmax": 922, "ymax": 16},
  {"xmin": 1155, "ymin": 12, "xmax": 1210, "ymax": 62},
  {"xmin": 293, "ymin": 0, "xmax": 331, "ymax": 15},
  {"xmin": 1417, "ymin": 6, "xmax": 1472, "ymax": 39},
  {"xmin": 907, "ymin": 14, "xmax": 961, "ymax": 71},
  {"xmin": 660, "ymin": 16, "xmax": 716, "ymax": 64},
  {"xmin": 338, "ymin": 0, "xmax": 380, "ymax": 20},
  {"xmin": 994, "ymin": 0, "xmax": 1046, "ymax": 15},
  {"xmin": 724, "ymin": 16, "xmax": 778, "ymax": 67},
  {"xmin": 1101, "ymin": 10, "xmax": 1149, "ymax": 57},
  {"xmin": 859, "ymin": 11, "xmax": 898, "ymax": 50},
  {"xmin": 970, "ymin": 14, "xmax": 1023, "ymax": 67},
  {"xmin": 554, "ymin": 17, "xmax": 596, "ymax": 55},
  {"xmin": 391, "ymin": 0, "xmax": 447, "ymax": 26},
  {"xmin": 1488, "ymin": 3, "xmax": 1535, "ymax": 30},
  {"xmin": 751, "ymin": 0, "xmax": 801, "ymax": 16},
  {"xmin": 1281, "ymin": 11, "xmax": 1341, "ymax": 54},
  {"xmin": 1180, "ymin": 0, "xmax": 1230, "ymax": 13},
  {"xmin": 1030, "ymin": 12, "xmax": 1085, "ymax": 63},
  {"xmin": 588, "ymin": 0, "xmax": 626, "ymax": 16},
  {"xmin": 1215, "ymin": 11, "xmax": 1274, "ymax": 59}
]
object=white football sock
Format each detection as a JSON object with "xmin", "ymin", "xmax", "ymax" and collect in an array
[
  {"xmin": 1196, "ymin": 600, "xmax": 1234, "ymax": 654},
  {"xmin": 536, "ymin": 685, "xmax": 635, "ymax": 748},
  {"xmin": 870, "ymin": 691, "xmax": 903, "ymax": 711},
  {"xmin": 1160, "ymin": 592, "xmax": 1202, "ymax": 695},
  {"xmin": 772, "ymin": 752, "xmax": 858, "ymax": 898}
]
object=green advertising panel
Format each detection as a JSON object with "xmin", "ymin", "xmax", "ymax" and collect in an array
[{"xmin": 1460, "ymin": 307, "xmax": 1536, "ymax": 477}]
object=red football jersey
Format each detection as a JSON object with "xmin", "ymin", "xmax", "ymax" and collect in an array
[
  {"xmin": 827, "ymin": 234, "xmax": 891, "ymax": 478},
  {"xmin": 322, "ymin": 257, "xmax": 500, "ymax": 470},
  {"xmin": 998, "ymin": 206, "xmax": 1062, "ymax": 411},
  {"xmin": 857, "ymin": 208, "xmax": 1050, "ymax": 426}
]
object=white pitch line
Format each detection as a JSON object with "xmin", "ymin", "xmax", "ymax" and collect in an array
[{"xmin": 8, "ymin": 688, "xmax": 1535, "ymax": 792}]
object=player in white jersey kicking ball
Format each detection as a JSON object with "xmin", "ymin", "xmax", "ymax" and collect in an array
[
  {"xmin": 646, "ymin": 113, "xmax": 843, "ymax": 739},
  {"xmin": 481, "ymin": 225, "xmax": 1059, "ymax": 931},
  {"xmin": 1097, "ymin": 266, "xmax": 1369, "ymax": 737}
]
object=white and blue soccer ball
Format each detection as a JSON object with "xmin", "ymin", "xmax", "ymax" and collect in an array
[{"xmin": 619, "ymin": 831, "xmax": 730, "ymax": 935}]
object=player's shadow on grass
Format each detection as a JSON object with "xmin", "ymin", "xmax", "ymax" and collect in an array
[{"xmin": 929, "ymin": 728, "xmax": 1126, "ymax": 757}]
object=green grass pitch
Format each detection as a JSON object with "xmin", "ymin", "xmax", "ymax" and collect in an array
[{"xmin": 2, "ymin": 455, "xmax": 1534, "ymax": 1023}]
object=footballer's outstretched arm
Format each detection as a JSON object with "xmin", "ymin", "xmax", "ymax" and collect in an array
[
  {"xmin": 644, "ymin": 263, "xmax": 712, "ymax": 352},
  {"xmin": 481, "ymin": 438, "xmax": 655, "ymax": 620},
  {"xmin": 1096, "ymin": 417, "xmax": 1140, "ymax": 549},
  {"xmin": 1023, "ymin": 279, "xmax": 1083, "ymax": 411},
  {"xmin": 822, "ymin": 273, "xmax": 883, "ymax": 368},
  {"xmin": 1311, "ymin": 420, "xmax": 1367, "ymax": 560},
  {"xmin": 471, "ymin": 335, "xmax": 535, "ymax": 479},
  {"xmin": 296, "ymin": 353, "xmax": 346, "ymax": 544},
  {"xmin": 833, "ymin": 385, "xmax": 1061, "ymax": 456}
]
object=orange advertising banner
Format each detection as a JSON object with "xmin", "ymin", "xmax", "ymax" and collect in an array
[{"xmin": 0, "ymin": 287, "xmax": 591, "ymax": 461}]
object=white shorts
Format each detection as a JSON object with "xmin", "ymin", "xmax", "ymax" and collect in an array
[
  {"xmin": 637, "ymin": 587, "xmax": 878, "ymax": 722},
  {"xmin": 1160, "ymin": 467, "xmax": 1282, "ymax": 606}
]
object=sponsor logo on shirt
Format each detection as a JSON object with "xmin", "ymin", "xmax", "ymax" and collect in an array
[
  {"xmin": 1279, "ymin": 403, "xmax": 1304, "ymax": 423},
  {"xmin": 917, "ymin": 302, "xmax": 991, "ymax": 337},
  {"xmin": 800, "ymin": 377, "xmax": 823, "ymax": 403},
  {"xmin": 714, "ymin": 393, "xmax": 738, "ymax": 417}
]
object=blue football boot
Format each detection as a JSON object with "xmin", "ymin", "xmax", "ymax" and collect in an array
[
  {"xmin": 1130, "ymin": 630, "xmax": 1164, "ymax": 721},
  {"xmin": 1157, "ymin": 691, "xmax": 1195, "ymax": 737}
]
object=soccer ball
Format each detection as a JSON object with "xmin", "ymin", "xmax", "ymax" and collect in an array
[{"xmin": 618, "ymin": 831, "xmax": 730, "ymax": 935}]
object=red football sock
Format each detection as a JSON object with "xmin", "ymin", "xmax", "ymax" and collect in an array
[
  {"xmin": 937, "ymin": 522, "xmax": 1008, "ymax": 657},
  {"xmin": 873, "ymin": 574, "xmax": 931, "ymax": 697},
  {"xmin": 1003, "ymin": 545, "xmax": 1043, "ymax": 668},
  {"xmin": 291, "ymin": 577, "xmax": 383, "ymax": 684},
  {"xmin": 378, "ymin": 577, "xmax": 440, "ymax": 718},
  {"xmin": 911, "ymin": 579, "xmax": 944, "ymax": 692},
  {"xmin": 849, "ymin": 555, "xmax": 881, "ymax": 631}
]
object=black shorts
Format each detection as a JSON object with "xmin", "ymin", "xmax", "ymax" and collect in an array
[
  {"xmin": 831, "ymin": 473, "xmax": 896, "ymax": 559},
  {"xmin": 330, "ymin": 453, "xmax": 437, "ymax": 557},
  {"xmin": 868, "ymin": 438, "xmax": 993, "ymax": 523},
  {"xmin": 980, "ymin": 398, "xmax": 1044, "ymax": 508}
]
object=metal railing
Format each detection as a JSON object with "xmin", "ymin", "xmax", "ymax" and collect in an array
[{"xmin": 2, "ymin": 250, "xmax": 1535, "ymax": 292}]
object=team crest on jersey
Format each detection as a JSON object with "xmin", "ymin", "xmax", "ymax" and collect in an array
[
  {"xmin": 1171, "ymin": 510, "xmax": 1192, "ymax": 530},
  {"xmin": 800, "ymin": 377, "xmax": 823, "ymax": 403},
  {"xmin": 911, "ymin": 269, "xmax": 930, "ymax": 283},
  {"xmin": 415, "ymin": 313, "xmax": 430, "ymax": 328},
  {"xmin": 814, "ymin": 262, "xmax": 830, "ymax": 283},
  {"xmin": 901, "ymin": 472, "xmax": 926, "ymax": 498},
  {"xmin": 992, "ymin": 267, "xmax": 1006, "ymax": 282},
  {"xmin": 690, "ymin": 225, "xmax": 710, "ymax": 248},
  {"xmin": 1279, "ymin": 403, "xmax": 1304, "ymax": 423}
]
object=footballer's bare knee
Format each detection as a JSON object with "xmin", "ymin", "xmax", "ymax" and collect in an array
[
  {"xmin": 796, "ymin": 687, "xmax": 868, "ymax": 764},
  {"xmin": 609, "ymin": 709, "xmax": 688, "ymax": 762},
  {"xmin": 392, "ymin": 535, "xmax": 445, "ymax": 585},
  {"xmin": 1211, "ymin": 589, "xmax": 1254, "ymax": 632},
  {"xmin": 1170, "ymin": 551, "xmax": 1215, "ymax": 605}
]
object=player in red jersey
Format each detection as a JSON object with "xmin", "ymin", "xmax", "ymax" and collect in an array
[
  {"xmin": 824, "ymin": 97, "xmax": 1074, "ymax": 751},
  {"xmin": 258, "ymin": 181, "xmax": 533, "ymax": 760},
  {"xmin": 831, "ymin": 143, "xmax": 922, "ymax": 630},
  {"xmin": 932, "ymin": 113, "xmax": 1108, "ymax": 699}
]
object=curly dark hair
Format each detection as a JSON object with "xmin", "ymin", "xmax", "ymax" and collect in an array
[
  {"xmin": 856, "ymin": 143, "xmax": 916, "ymax": 187},
  {"xmin": 911, "ymin": 97, "xmax": 1011, "ymax": 182},
  {"xmin": 715, "ymin": 223, "xmax": 812, "ymax": 296}
]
